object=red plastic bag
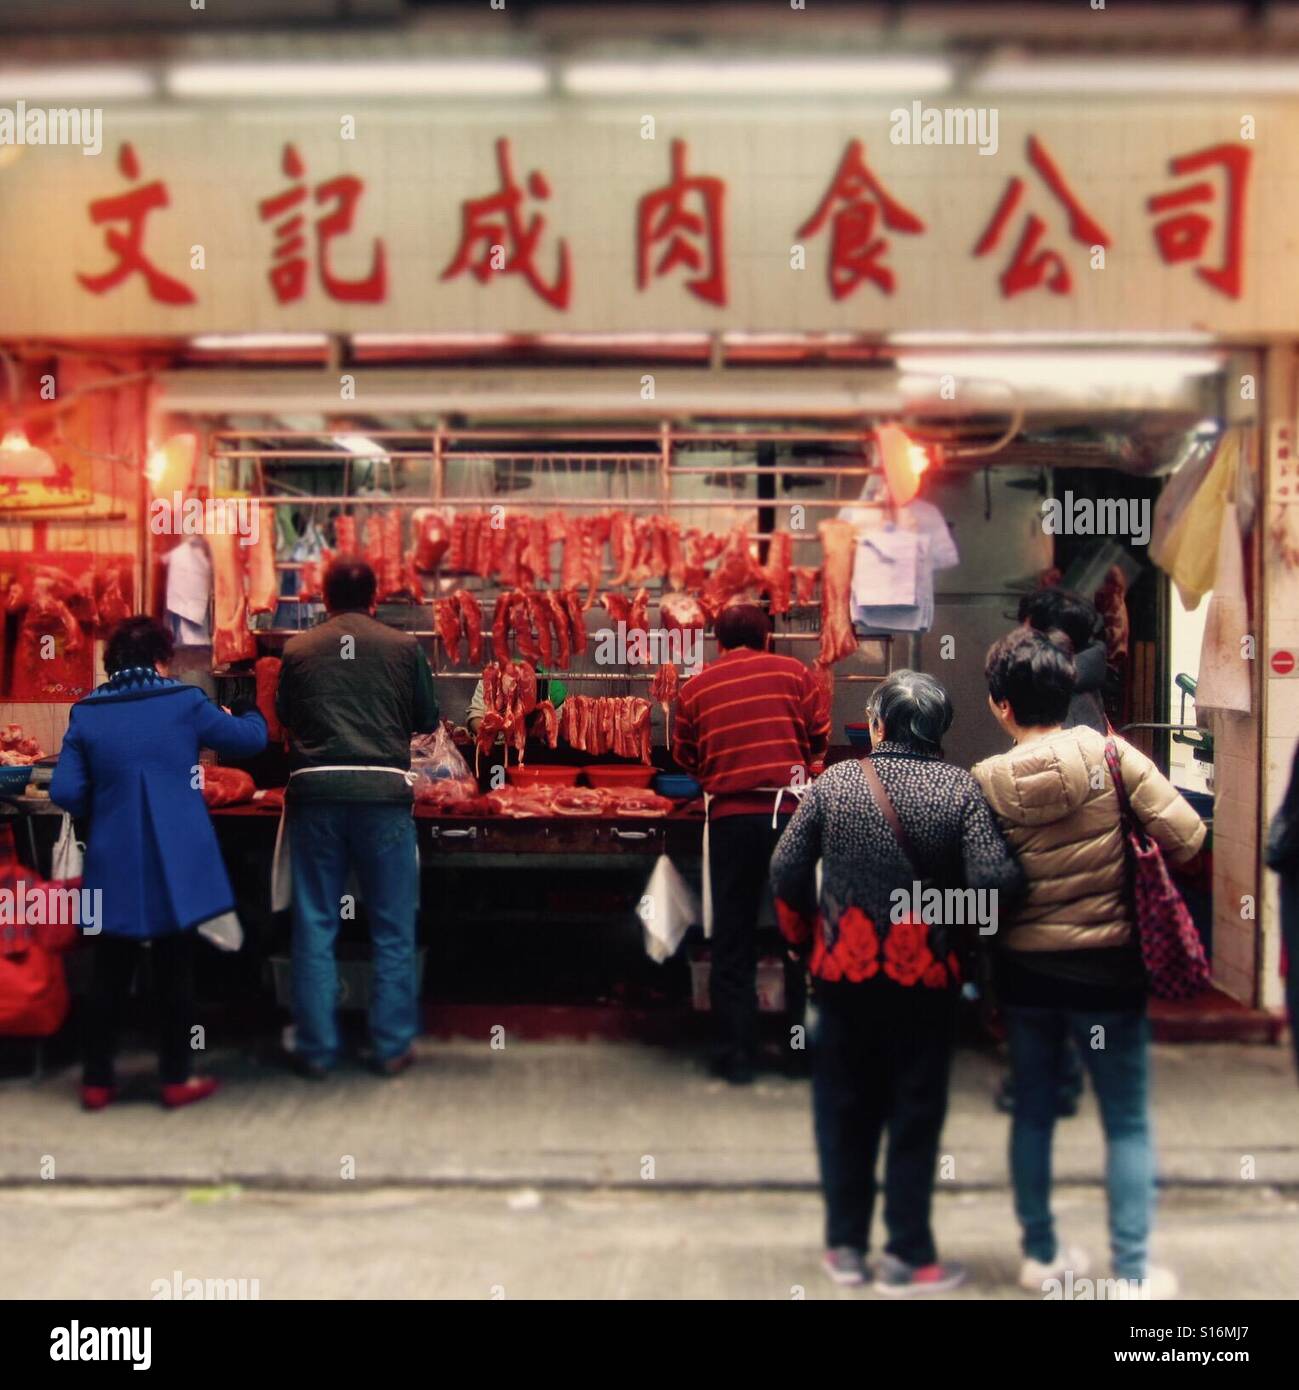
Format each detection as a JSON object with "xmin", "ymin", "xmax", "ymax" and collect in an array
[{"xmin": 0, "ymin": 825, "xmax": 71, "ymax": 1037}]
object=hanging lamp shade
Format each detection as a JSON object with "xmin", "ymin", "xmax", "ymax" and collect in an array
[
  {"xmin": 145, "ymin": 433, "xmax": 197, "ymax": 494},
  {"xmin": 0, "ymin": 426, "xmax": 56, "ymax": 479},
  {"xmin": 876, "ymin": 423, "xmax": 929, "ymax": 508}
]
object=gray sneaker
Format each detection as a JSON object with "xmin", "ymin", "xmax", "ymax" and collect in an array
[
  {"xmin": 873, "ymin": 1253, "xmax": 968, "ymax": 1297},
  {"xmin": 822, "ymin": 1247, "xmax": 868, "ymax": 1287}
]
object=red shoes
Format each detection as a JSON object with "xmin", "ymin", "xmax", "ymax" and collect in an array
[
  {"xmin": 80, "ymin": 1086, "xmax": 117, "ymax": 1112},
  {"xmin": 160, "ymin": 1078, "xmax": 221, "ymax": 1109}
]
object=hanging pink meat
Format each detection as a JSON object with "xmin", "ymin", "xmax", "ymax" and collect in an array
[
  {"xmin": 522, "ymin": 517, "xmax": 551, "ymax": 587},
  {"xmin": 448, "ymin": 513, "xmax": 470, "ymax": 571},
  {"xmin": 435, "ymin": 597, "xmax": 463, "ymax": 664},
  {"xmin": 510, "ymin": 594, "xmax": 541, "ymax": 665},
  {"xmin": 794, "ymin": 566, "xmax": 819, "ymax": 605},
  {"xmin": 513, "ymin": 660, "xmax": 538, "ymax": 715},
  {"xmin": 758, "ymin": 530, "xmax": 793, "ymax": 616},
  {"xmin": 363, "ymin": 514, "xmax": 385, "ymax": 575},
  {"xmin": 702, "ymin": 525, "xmax": 759, "ymax": 615},
  {"xmin": 544, "ymin": 590, "xmax": 571, "ymax": 669},
  {"xmin": 333, "ymin": 514, "xmax": 358, "ymax": 555},
  {"xmin": 378, "ymin": 509, "xmax": 404, "ymax": 599},
  {"xmin": 600, "ymin": 592, "xmax": 632, "ymax": 625},
  {"xmin": 412, "ymin": 509, "xmax": 451, "ymax": 573},
  {"xmin": 210, "ymin": 531, "xmax": 256, "ymax": 666},
  {"xmin": 532, "ymin": 699, "xmax": 559, "ymax": 749},
  {"xmin": 526, "ymin": 592, "xmax": 553, "ymax": 667},
  {"xmin": 482, "ymin": 661, "xmax": 503, "ymax": 714},
  {"xmin": 255, "ymin": 656, "xmax": 285, "ymax": 743},
  {"xmin": 660, "ymin": 591, "xmax": 706, "ymax": 637},
  {"xmin": 563, "ymin": 589, "xmax": 587, "ymax": 656},
  {"xmin": 93, "ymin": 563, "xmax": 131, "ymax": 631},
  {"xmin": 817, "ymin": 519, "xmax": 858, "ymax": 666},
  {"xmin": 609, "ymin": 511, "xmax": 636, "ymax": 586},
  {"xmin": 584, "ymin": 516, "xmax": 610, "ymax": 605},
  {"xmin": 491, "ymin": 592, "xmax": 512, "ymax": 659},
  {"xmin": 243, "ymin": 515, "xmax": 278, "ymax": 617},
  {"xmin": 452, "ymin": 589, "xmax": 484, "ymax": 665}
]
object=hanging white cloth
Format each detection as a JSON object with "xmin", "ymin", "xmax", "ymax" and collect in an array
[{"xmin": 1195, "ymin": 503, "xmax": 1252, "ymax": 715}]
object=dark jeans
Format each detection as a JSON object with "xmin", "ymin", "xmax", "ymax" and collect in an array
[
  {"xmin": 811, "ymin": 982, "xmax": 958, "ymax": 1265},
  {"xmin": 707, "ymin": 812, "xmax": 790, "ymax": 1063},
  {"xmin": 1281, "ymin": 873, "xmax": 1299, "ymax": 1079},
  {"xmin": 288, "ymin": 800, "xmax": 420, "ymax": 1070},
  {"xmin": 1006, "ymin": 1005, "xmax": 1154, "ymax": 1279},
  {"xmin": 83, "ymin": 931, "xmax": 197, "ymax": 1087}
]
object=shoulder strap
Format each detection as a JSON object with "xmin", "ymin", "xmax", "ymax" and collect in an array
[
  {"xmin": 1104, "ymin": 737, "xmax": 1146, "ymax": 846},
  {"xmin": 860, "ymin": 756, "xmax": 920, "ymax": 873}
]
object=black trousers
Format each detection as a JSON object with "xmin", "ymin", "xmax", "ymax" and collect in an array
[
  {"xmin": 812, "ymin": 982, "xmax": 957, "ymax": 1265},
  {"xmin": 707, "ymin": 812, "xmax": 791, "ymax": 1062},
  {"xmin": 83, "ymin": 931, "xmax": 197, "ymax": 1087},
  {"xmin": 1283, "ymin": 872, "xmax": 1299, "ymax": 1080}
]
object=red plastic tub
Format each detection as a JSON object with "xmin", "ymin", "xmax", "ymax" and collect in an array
[
  {"xmin": 507, "ymin": 765, "xmax": 582, "ymax": 787},
  {"xmin": 582, "ymin": 764, "xmax": 656, "ymax": 789}
]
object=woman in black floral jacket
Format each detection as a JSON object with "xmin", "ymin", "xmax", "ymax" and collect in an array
[{"xmin": 770, "ymin": 669, "xmax": 1022, "ymax": 1296}]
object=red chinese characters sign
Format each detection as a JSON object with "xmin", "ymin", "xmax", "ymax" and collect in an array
[{"xmin": 26, "ymin": 116, "xmax": 1268, "ymax": 334}]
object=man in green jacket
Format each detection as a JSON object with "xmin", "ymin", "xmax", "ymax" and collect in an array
[{"xmin": 276, "ymin": 557, "xmax": 438, "ymax": 1078}]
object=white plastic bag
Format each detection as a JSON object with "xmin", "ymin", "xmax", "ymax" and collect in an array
[
  {"xmin": 639, "ymin": 854, "xmax": 700, "ymax": 964},
  {"xmin": 51, "ymin": 813, "xmax": 83, "ymax": 882}
]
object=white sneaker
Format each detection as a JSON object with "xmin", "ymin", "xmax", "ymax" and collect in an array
[
  {"xmin": 1019, "ymin": 1243, "xmax": 1092, "ymax": 1293},
  {"xmin": 1114, "ymin": 1265, "xmax": 1178, "ymax": 1300}
]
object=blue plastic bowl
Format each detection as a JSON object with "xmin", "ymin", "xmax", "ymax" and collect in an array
[
  {"xmin": 0, "ymin": 765, "xmax": 34, "ymax": 793},
  {"xmin": 655, "ymin": 772, "xmax": 702, "ymax": 800}
]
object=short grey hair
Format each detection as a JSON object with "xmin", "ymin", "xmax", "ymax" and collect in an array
[{"xmin": 866, "ymin": 669, "xmax": 954, "ymax": 753}]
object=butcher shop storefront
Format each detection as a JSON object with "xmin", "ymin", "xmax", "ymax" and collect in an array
[{"xmin": 0, "ymin": 91, "xmax": 1291, "ymax": 1044}]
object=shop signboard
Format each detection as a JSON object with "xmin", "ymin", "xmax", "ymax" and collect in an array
[{"xmin": 0, "ymin": 99, "xmax": 1291, "ymax": 336}]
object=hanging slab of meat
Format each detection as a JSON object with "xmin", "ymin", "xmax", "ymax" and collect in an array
[
  {"xmin": 532, "ymin": 699, "xmax": 559, "ymax": 749},
  {"xmin": 563, "ymin": 589, "xmax": 587, "ymax": 656},
  {"xmin": 255, "ymin": 655, "xmax": 285, "ymax": 743},
  {"xmin": 702, "ymin": 525, "xmax": 759, "ymax": 615},
  {"xmin": 560, "ymin": 516, "xmax": 588, "ymax": 591},
  {"xmin": 482, "ymin": 661, "xmax": 502, "ymax": 714},
  {"xmin": 377, "ymin": 508, "xmax": 405, "ymax": 599},
  {"xmin": 628, "ymin": 587, "xmax": 651, "ymax": 635},
  {"xmin": 242, "ymin": 515, "xmax": 277, "ymax": 617},
  {"xmin": 599, "ymin": 592, "xmax": 632, "ymax": 625},
  {"xmin": 794, "ymin": 566, "xmax": 819, "ymax": 605},
  {"xmin": 608, "ymin": 511, "xmax": 635, "ymax": 586},
  {"xmin": 512, "ymin": 660, "xmax": 538, "ymax": 716},
  {"xmin": 363, "ymin": 513, "xmax": 385, "ymax": 575},
  {"xmin": 448, "ymin": 513, "xmax": 470, "ymax": 571},
  {"xmin": 650, "ymin": 662, "xmax": 679, "ymax": 742},
  {"xmin": 521, "ymin": 517, "xmax": 551, "ymax": 587},
  {"xmin": 297, "ymin": 558, "xmax": 322, "ymax": 602},
  {"xmin": 210, "ymin": 530, "xmax": 256, "ymax": 666},
  {"xmin": 526, "ymin": 592, "xmax": 554, "ymax": 667},
  {"xmin": 333, "ymin": 514, "xmax": 358, "ymax": 555},
  {"xmin": 491, "ymin": 592, "xmax": 512, "ymax": 659},
  {"xmin": 474, "ymin": 711, "xmax": 504, "ymax": 774},
  {"xmin": 544, "ymin": 590, "xmax": 571, "ymax": 669},
  {"xmin": 584, "ymin": 516, "xmax": 609, "ymax": 605},
  {"xmin": 758, "ymin": 530, "xmax": 793, "ymax": 616},
  {"xmin": 412, "ymin": 509, "xmax": 451, "ymax": 573},
  {"xmin": 660, "ymin": 591, "xmax": 706, "ymax": 637},
  {"xmin": 817, "ymin": 519, "xmax": 858, "ymax": 667},
  {"xmin": 451, "ymin": 588, "xmax": 483, "ymax": 664},
  {"xmin": 508, "ymin": 592, "xmax": 540, "ymax": 665},
  {"xmin": 435, "ymin": 597, "xmax": 463, "ymax": 664},
  {"xmin": 810, "ymin": 663, "xmax": 834, "ymax": 728},
  {"xmin": 473, "ymin": 514, "xmax": 496, "ymax": 579},
  {"xmin": 660, "ymin": 519, "xmax": 684, "ymax": 589},
  {"xmin": 633, "ymin": 698, "xmax": 652, "ymax": 765},
  {"xmin": 629, "ymin": 517, "xmax": 655, "ymax": 583}
]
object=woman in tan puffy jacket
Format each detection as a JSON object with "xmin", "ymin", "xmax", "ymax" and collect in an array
[{"xmin": 973, "ymin": 629, "xmax": 1205, "ymax": 1300}]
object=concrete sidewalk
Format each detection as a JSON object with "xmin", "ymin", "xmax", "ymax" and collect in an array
[{"xmin": 2, "ymin": 1039, "xmax": 1297, "ymax": 1191}]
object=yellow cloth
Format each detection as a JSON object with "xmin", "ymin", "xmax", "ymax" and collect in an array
[{"xmin": 1152, "ymin": 430, "xmax": 1241, "ymax": 610}]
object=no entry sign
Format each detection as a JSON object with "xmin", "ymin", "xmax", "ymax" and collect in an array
[{"xmin": 1270, "ymin": 649, "xmax": 1298, "ymax": 677}]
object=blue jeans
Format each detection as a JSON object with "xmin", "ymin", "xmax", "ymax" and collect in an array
[
  {"xmin": 288, "ymin": 801, "xmax": 420, "ymax": 1069},
  {"xmin": 1005, "ymin": 1005, "xmax": 1155, "ymax": 1280}
]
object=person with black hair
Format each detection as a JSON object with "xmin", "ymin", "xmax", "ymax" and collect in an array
[
  {"xmin": 49, "ymin": 615, "xmax": 268, "ymax": 1111},
  {"xmin": 671, "ymin": 603, "xmax": 830, "ymax": 1084},
  {"xmin": 1017, "ymin": 587, "xmax": 1110, "ymax": 735},
  {"xmin": 974, "ymin": 629, "xmax": 1205, "ymax": 1299},
  {"xmin": 771, "ymin": 670, "xmax": 1023, "ymax": 1295},
  {"xmin": 275, "ymin": 557, "xmax": 439, "ymax": 1079}
]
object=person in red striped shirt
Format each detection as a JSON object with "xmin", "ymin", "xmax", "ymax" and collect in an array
[{"xmin": 672, "ymin": 603, "xmax": 830, "ymax": 1083}]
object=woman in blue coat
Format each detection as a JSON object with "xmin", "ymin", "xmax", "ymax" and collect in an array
[{"xmin": 50, "ymin": 616, "xmax": 267, "ymax": 1110}]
